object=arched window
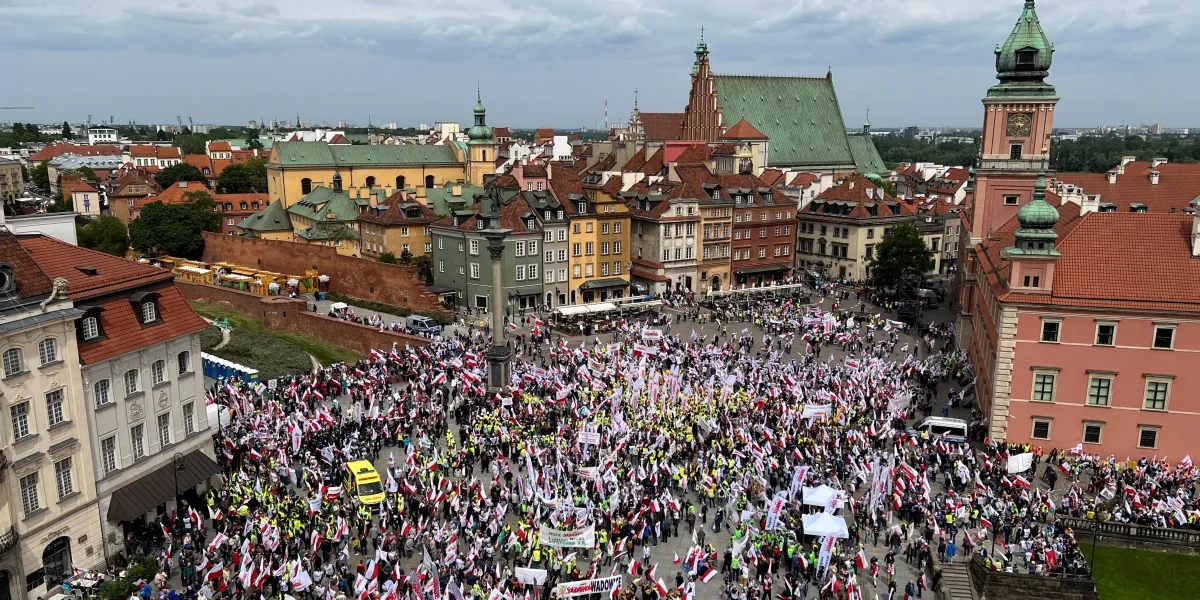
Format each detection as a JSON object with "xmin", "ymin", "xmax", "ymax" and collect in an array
[
  {"xmin": 81, "ymin": 316, "xmax": 100, "ymax": 341},
  {"xmin": 202, "ymin": 167, "xmax": 211, "ymax": 176},
  {"xmin": 481, "ymin": 150, "xmax": 488, "ymax": 162},
  {"xmin": 424, "ymin": 175, "xmax": 435, "ymax": 189},
  {"xmin": 301, "ymin": 178, "xmax": 313, "ymax": 194},
  {"xmin": 365, "ymin": 176, "xmax": 376, "ymax": 188},
  {"xmin": 43, "ymin": 537, "xmax": 73, "ymax": 589},
  {"xmin": 177, "ymin": 351, "xmax": 191, "ymax": 375},
  {"xmin": 38, "ymin": 338, "xmax": 57, "ymax": 365},
  {"xmin": 240, "ymin": 202, "xmax": 248, "ymax": 210},
  {"xmin": 396, "ymin": 175, "xmax": 406, "ymax": 189}
]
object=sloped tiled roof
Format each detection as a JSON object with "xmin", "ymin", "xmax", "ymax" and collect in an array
[
  {"xmin": 426, "ymin": 185, "xmax": 484, "ymax": 217},
  {"xmin": 806, "ymin": 175, "xmax": 914, "ymax": 219},
  {"xmin": 208, "ymin": 141, "xmax": 233, "ymax": 153},
  {"xmin": 359, "ymin": 194, "xmax": 436, "ymax": 226},
  {"xmin": 640, "ymin": 113, "xmax": 684, "ymax": 141},
  {"xmin": 493, "ymin": 127, "xmax": 512, "ymax": 139},
  {"xmin": 29, "ymin": 143, "xmax": 122, "ymax": 163},
  {"xmin": 534, "ymin": 128, "xmax": 556, "ymax": 139},
  {"xmin": 1056, "ymin": 163, "xmax": 1200, "ymax": 213},
  {"xmin": 0, "ymin": 230, "xmax": 53, "ymax": 300},
  {"xmin": 713, "ymin": 75, "xmax": 855, "ymax": 168},
  {"xmin": 286, "ymin": 186, "xmax": 367, "ymax": 223},
  {"xmin": 271, "ymin": 142, "xmax": 462, "ymax": 168},
  {"xmin": 430, "ymin": 193, "xmax": 541, "ymax": 234},
  {"xmin": 68, "ymin": 181, "xmax": 98, "ymax": 194},
  {"xmin": 720, "ymin": 119, "xmax": 768, "ymax": 140},
  {"xmin": 238, "ymin": 200, "xmax": 293, "ymax": 232},
  {"xmin": 296, "ymin": 221, "xmax": 356, "ymax": 241},
  {"xmin": 17, "ymin": 234, "xmax": 174, "ymax": 300},
  {"xmin": 74, "ymin": 285, "xmax": 207, "ymax": 364},
  {"xmin": 847, "ymin": 134, "xmax": 887, "ymax": 174}
]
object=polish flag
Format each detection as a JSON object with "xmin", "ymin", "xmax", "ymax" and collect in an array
[
  {"xmin": 628, "ymin": 560, "xmax": 640, "ymax": 577},
  {"xmin": 673, "ymin": 552, "xmax": 680, "ymax": 565},
  {"xmin": 206, "ymin": 562, "xmax": 224, "ymax": 581},
  {"xmin": 981, "ymin": 517, "xmax": 993, "ymax": 530},
  {"xmin": 647, "ymin": 563, "xmax": 658, "ymax": 580},
  {"xmin": 432, "ymin": 372, "xmax": 447, "ymax": 386},
  {"xmin": 855, "ymin": 547, "xmax": 867, "ymax": 569},
  {"xmin": 1014, "ymin": 476, "xmax": 1031, "ymax": 489},
  {"xmin": 700, "ymin": 568, "xmax": 717, "ymax": 584},
  {"xmin": 653, "ymin": 579, "xmax": 669, "ymax": 598}
]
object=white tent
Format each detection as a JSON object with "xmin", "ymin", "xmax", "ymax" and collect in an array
[
  {"xmin": 801, "ymin": 513, "xmax": 849, "ymax": 538},
  {"xmin": 329, "ymin": 302, "xmax": 349, "ymax": 312},
  {"xmin": 802, "ymin": 484, "xmax": 844, "ymax": 508}
]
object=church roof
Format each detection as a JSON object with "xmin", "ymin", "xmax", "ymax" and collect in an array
[
  {"xmin": 847, "ymin": 134, "xmax": 887, "ymax": 174},
  {"xmin": 639, "ymin": 113, "xmax": 684, "ymax": 141},
  {"xmin": 271, "ymin": 142, "xmax": 462, "ymax": 168},
  {"xmin": 712, "ymin": 75, "xmax": 858, "ymax": 169}
]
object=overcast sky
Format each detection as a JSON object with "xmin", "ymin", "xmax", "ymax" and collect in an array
[{"xmin": 2, "ymin": 0, "xmax": 1196, "ymax": 129}]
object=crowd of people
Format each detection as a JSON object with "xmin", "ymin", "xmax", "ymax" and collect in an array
[{"xmin": 106, "ymin": 283, "xmax": 1199, "ymax": 600}]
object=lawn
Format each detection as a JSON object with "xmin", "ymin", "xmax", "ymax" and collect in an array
[
  {"xmin": 190, "ymin": 302, "xmax": 361, "ymax": 370},
  {"xmin": 1091, "ymin": 545, "xmax": 1200, "ymax": 600}
]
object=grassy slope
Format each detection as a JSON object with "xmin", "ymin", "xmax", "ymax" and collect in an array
[
  {"xmin": 1092, "ymin": 545, "xmax": 1200, "ymax": 600},
  {"xmin": 189, "ymin": 302, "xmax": 361, "ymax": 367}
]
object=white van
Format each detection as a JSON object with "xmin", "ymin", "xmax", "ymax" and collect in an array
[{"xmin": 908, "ymin": 417, "xmax": 969, "ymax": 443}]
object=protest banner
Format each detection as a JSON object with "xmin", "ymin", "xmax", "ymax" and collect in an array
[
  {"xmin": 538, "ymin": 524, "xmax": 596, "ymax": 548},
  {"xmin": 554, "ymin": 576, "xmax": 622, "ymax": 598}
]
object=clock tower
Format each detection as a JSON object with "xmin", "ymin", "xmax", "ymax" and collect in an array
[{"xmin": 957, "ymin": 0, "xmax": 1057, "ymax": 346}]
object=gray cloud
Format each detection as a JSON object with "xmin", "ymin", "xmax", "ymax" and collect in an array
[{"xmin": 0, "ymin": 0, "xmax": 1196, "ymax": 128}]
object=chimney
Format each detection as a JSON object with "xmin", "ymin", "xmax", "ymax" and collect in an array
[
  {"xmin": 1080, "ymin": 194, "xmax": 1100, "ymax": 216},
  {"xmin": 1119, "ymin": 155, "xmax": 1137, "ymax": 171},
  {"xmin": 1106, "ymin": 170, "xmax": 1118, "ymax": 184},
  {"xmin": 1191, "ymin": 198, "xmax": 1200, "ymax": 257},
  {"xmin": 1149, "ymin": 171, "xmax": 1160, "ymax": 185},
  {"xmin": 1151, "ymin": 157, "xmax": 1168, "ymax": 168},
  {"xmin": 452, "ymin": 185, "xmax": 462, "ymax": 197}
]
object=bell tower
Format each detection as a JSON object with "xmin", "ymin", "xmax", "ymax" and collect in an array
[
  {"xmin": 957, "ymin": 0, "xmax": 1057, "ymax": 347},
  {"xmin": 466, "ymin": 86, "xmax": 497, "ymax": 187}
]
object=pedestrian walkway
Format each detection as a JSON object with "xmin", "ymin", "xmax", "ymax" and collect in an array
[{"xmin": 938, "ymin": 562, "xmax": 975, "ymax": 600}]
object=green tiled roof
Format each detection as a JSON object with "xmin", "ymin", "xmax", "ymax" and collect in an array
[
  {"xmin": 237, "ymin": 199, "xmax": 292, "ymax": 232},
  {"xmin": 285, "ymin": 186, "xmax": 365, "ymax": 223},
  {"xmin": 713, "ymin": 75, "xmax": 855, "ymax": 169},
  {"xmin": 271, "ymin": 142, "xmax": 462, "ymax": 168},
  {"xmin": 847, "ymin": 134, "xmax": 887, "ymax": 175},
  {"xmin": 296, "ymin": 221, "xmax": 357, "ymax": 241},
  {"xmin": 426, "ymin": 185, "xmax": 485, "ymax": 218}
]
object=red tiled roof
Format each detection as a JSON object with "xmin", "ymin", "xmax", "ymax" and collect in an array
[
  {"xmin": 68, "ymin": 181, "xmax": 98, "ymax": 194},
  {"xmin": 359, "ymin": 193, "xmax": 436, "ymax": 226},
  {"xmin": 807, "ymin": 176, "xmax": 913, "ymax": 218},
  {"xmin": 630, "ymin": 267, "xmax": 670, "ymax": 283},
  {"xmin": 1056, "ymin": 165, "xmax": 1200, "ymax": 213},
  {"xmin": 208, "ymin": 141, "xmax": 233, "ymax": 152},
  {"xmin": 534, "ymin": 128, "xmax": 556, "ymax": 139},
  {"xmin": 18, "ymin": 235, "xmax": 174, "ymax": 299},
  {"xmin": 129, "ymin": 145, "xmax": 182, "ymax": 159},
  {"xmin": 493, "ymin": 127, "xmax": 512, "ymax": 139},
  {"xmin": 640, "ymin": 113, "xmax": 683, "ymax": 141},
  {"xmin": 0, "ymin": 231, "xmax": 53, "ymax": 299},
  {"xmin": 430, "ymin": 194, "xmax": 540, "ymax": 234},
  {"xmin": 326, "ymin": 135, "xmax": 350, "ymax": 145},
  {"xmin": 522, "ymin": 164, "xmax": 547, "ymax": 178},
  {"xmin": 976, "ymin": 201, "xmax": 1200, "ymax": 313},
  {"xmin": 184, "ymin": 154, "xmax": 233, "ymax": 179},
  {"xmin": 720, "ymin": 119, "xmax": 768, "ymax": 140},
  {"xmin": 485, "ymin": 174, "xmax": 520, "ymax": 190},
  {"xmin": 671, "ymin": 145, "xmax": 712, "ymax": 165},
  {"xmin": 76, "ymin": 286, "xmax": 208, "ymax": 364},
  {"xmin": 759, "ymin": 169, "xmax": 785, "ymax": 186},
  {"xmin": 29, "ymin": 143, "xmax": 122, "ymax": 163},
  {"xmin": 816, "ymin": 175, "xmax": 897, "ymax": 203}
]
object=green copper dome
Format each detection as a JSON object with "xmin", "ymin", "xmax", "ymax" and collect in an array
[
  {"xmin": 1011, "ymin": 172, "xmax": 1060, "ymax": 255},
  {"xmin": 467, "ymin": 87, "xmax": 493, "ymax": 144},
  {"xmin": 864, "ymin": 173, "xmax": 884, "ymax": 186},
  {"xmin": 995, "ymin": 1, "xmax": 1053, "ymax": 84}
]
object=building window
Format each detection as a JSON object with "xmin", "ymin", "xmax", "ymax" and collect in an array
[
  {"xmin": 19, "ymin": 472, "xmax": 39, "ymax": 515},
  {"xmin": 573, "ymin": 243, "xmax": 582, "ymax": 257},
  {"xmin": 124, "ymin": 369, "xmax": 140, "ymax": 396},
  {"xmin": 601, "ymin": 242, "xmax": 610, "ymax": 255},
  {"xmin": 301, "ymin": 178, "xmax": 312, "ymax": 194},
  {"xmin": 573, "ymin": 265, "xmax": 581, "ymax": 278},
  {"xmin": 559, "ymin": 268, "xmax": 568, "ymax": 281},
  {"xmin": 545, "ymin": 231, "xmax": 554, "ymax": 243},
  {"xmin": 1144, "ymin": 380, "xmax": 1170, "ymax": 411},
  {"xmin": 1153, "ymin": 326, "xmax": 1175, "ymax": 349},
  {"xmin": 402, "ymin": 244, "xmax": 410, "ymax": 253},
  {"xmin": 1087, "ymin": 376, "xmax": 1112, "ymax": 406},
  {"xmin": 759, "ymin": 247, "xmax": 766, "ymax": 258},
  {"xmin": 614, "ymin": 261, "xmax": 622, "ymax": 275},
  {"xmin": 674, "ymin": 248, "xmax": 682, "ymax": 261},
  {"xmin": 141, "ymin": 301, "xmax": 158, "ymax": 324},
  {"xmin": 152, "ymin": 360, "xmax": 166, "ymax": 385},
  {"xmin": 469, "ymin": 240, "xmax": 479, "ymax": 255},
  {"xmin": 458, "ymin": 266, "xmax": 465, "ymax": 275},
  {"xmin": 1138, "ymin": 427, "xmax": 1159, "ymax": 449},
  {"xmin": 94, "ymin": 379, "xmax": 111, "ymax": 407},
  {"xmin": 469, "ymin": 263, "xmax": 480, "ymax": 279},
  {"xmin": 1093, "ymin": 323, "xmax": 1116, "ymax": 346},
  {"xmin": 10, "ymin": 401, "xmax": 30, "ymax": 440},
  {"xmin": 613, "ymin": 241, "xmax": 621, "ymax": 255},
  {"xmin": 401, "ymin": 227, "xmax": 410, "ymax": 237},
  {"xmin": 39, "ymin": 338, "xmax": 58, "ymax": 365},
  {"xmin": 157, "ymin": 412, "xmax": 171, "ymax": 446},
  {"xmin": 438, "ymin": 260, "xmax": 445, "ymax": 273},
  {"xmin": 601, "ymin": 224, "xmax": 610, "ymax": 235},
  {"xmin": 586, "ymin": 242, "xmax": 594, "ymax": 255},
  {"xmin": 438, "ymin": 238, "xmax": 444, "ymax": 250},
  {"xmin": 184, "ymin": 402, "xmax": 195, "ymax": 435},
  {"xmin": 1032, "ymin": 372, "xmax": 1056, "ymax": 402},
  {"xmin": 177, "ymin": 351, "xmax": 190, "ymax": 375},
  {"xmin": 365, "ymin": 176, "xmax": 376, "ymax": 188},
  {"xmin": 425, "ymin": 175, "xmax": 435, "ymax": 189},
  {"xmin": 1004, "ymin": 195, "xmax": 1019, "ymax": 206},
  {"xmin": 515, "ymin": 241, "xmax": 526, "ymax": 257},
  {"xmin": 578, "ymin": 202, "xmax": 586, "ymax": 214},
  {"xmin": 101, "ymin": 436, "xmax": 117, "ymax": 474},
  {"xmin": 557, "ymin": 249, "xmax": 567, "ymax": 262},
  {"xmin": 82, "ymin": 316, "xmax": 100, "ymax": 341},
  {"xmin": 1040, "ymin": 320, "xmax": 1060, "ymax": 342},
  {"xmin": 131, "ymin": 424, "xmax": 145, "ymax": 459},
  {"xmin": 46, "ymin": 389, "xmax": 65, "ymax": 427},
  {"xmin": 586, "ymin": 223, "xmax": 594, "ymax": 233},
  {"xmin": 515, "ymin": 265, "xmax": 526, "ymax": 281},
  {"xmin": 585, "ymin": 264, "xmax": 594, "ymax": 277},
  {"xmin": 1031, "ymin": 420, "xmax": 1051, "ymax": 440},
  {"xmin": 425, "ymin": 243, "xmax": 432, "ymax": 253},
  {"xmin": 2, "ymin": 348, "xmax": 21, "ymax": 377},
  {"xmin": 601, "ymin": 263, "xmax": 609, "ymax": 276},
  {"xmin": 1083, "ymin": 423, "xmax": 1103, "ymax": 445},
  {"xmin": 54, "ymin": 457, "xmax": 74, "ymax": 499},
  {"xmin": 1009, "ymin": 144, "xmax": 1023, "ymax": 160},
  {"xmin": 528, "ymin": 264, "xmax": 537, "ymax": 280}
]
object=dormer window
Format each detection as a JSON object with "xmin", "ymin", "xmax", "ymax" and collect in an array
[
  {"xmin": 141, "ymin": 301, "xmax": 158, "ymax": 323},
  {"xmin": 527, "ymin": 219, "xmax": 535, "ymax": 229},
  {"xmin": 81, "ymin": 316, "xmax": 100, "ymax": 341},
  {"xmin": 544, "ymin": 211, "xmax": 551, "ymax": 220},
  {"xmin": 477, "ymin": 219, "xmax": 485, "ymax": 230},
  {"xmin": 1016, "ymin": 48, "xmax": 1037, "ymax": 69},
  {"xmin": 557, "ymin": 210, "xmax": 563, "ymax": 219},
  {"xmin": 711, "ymin": 190, "xmax": 720, "ymax": 200},
  {"xmin": 577, "ymin": 202, "xmax": 586, "ymax": 214}
]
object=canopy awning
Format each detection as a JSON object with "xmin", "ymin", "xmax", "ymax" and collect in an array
[
  {"xmin": 801, "ymin": 513, "xmax": 849, "ymax": 538},
  {"xmin": 578, "ymin": 278, "xmax": 628, "ymax": 291},
  {"xmin": 735, "ymin": 264, "xmax": 791, "ymax": 276},
  {"xmin": 426, "ymin": 285, "xmax": 457, "ymax": 297},
  {"xmin": 802, "ymin": 484, "xmax": 845, "ymax": 508},
  {"xmin": 107, "ymin": 449, "xmax": 220, "ymax": 522}
]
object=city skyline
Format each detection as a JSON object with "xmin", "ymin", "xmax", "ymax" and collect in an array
[{"xmin": 2, "ymin": 0, "xmax": 1198, "ymax": 129}]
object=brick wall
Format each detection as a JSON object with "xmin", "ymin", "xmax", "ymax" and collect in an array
[
  {"xmin": 199, "ymin": 232, "xmax": 447, "ymax": 313},
  {"xmin": 176, "ymin": 281, "xmax": 431, "ymax": 355}
]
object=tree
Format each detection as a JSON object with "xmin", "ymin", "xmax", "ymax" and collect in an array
[
  {"xmin": 77, "ymin": 216, "xmax": 130, "ymax": 256},
  {"xmin": 245, "ymin": 129, "xmax": 264, "ymax": 151},
  {"xmin": 216, "ymin": 159, "xmax": 267, "ymax": 193},
  {"xmin": 29, "ymin": 161, "xmax": 50, "ymax": 193},
  {"xmin": 61, "ymin": 121, "xmax": 71, "ymax": 138},
  {"xmin": 75, "ymin": 166, "xmax": 102, "ymax": 187},
  {"xmin": 378, "ymin": 251, "xmax": 397, "ymax": 264},
  {"xmin": 155, "ymin": 162, "xmax": 207, "ymax": 190},
  {"xmin": 129, "ymin": 202, "xmax": 209, "ymax": 258},
  {"xmin": 183, "ymin": 190, "xmax": 222, "ymax": 233},
  {"xmin": 412, "ymin": 254, "xmax": 434, "ymax": 284},
  {"xmin": 398, "ymin": 248, "xmax": 414, "ymax": 265},
  {"xmin": 869, "ymin": 222, "xmax": 934, "ymax": 289},
  {"xmin": 173, "ymin": 133, "xmax": 206, "ymax": 155}
]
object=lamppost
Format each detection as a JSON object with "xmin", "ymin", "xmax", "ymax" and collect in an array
[
  {"xmin": 173, "ymin": 452, "xmax": 186, "ymax": 532},
  {"xmin": 481, "ymin": 188, "xmax": 513, "ymax": 394},
  {"xmin": 1089, "ymin": 510, "xmax": 1100, "ymax": 572}
]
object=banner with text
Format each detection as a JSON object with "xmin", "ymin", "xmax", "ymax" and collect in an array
[
  {"xmin": 555, "ymin": 576, "xmax": 622, "ymax": 598},
  {"xmin": 538, "ymin": 524, "xmax": 596, "ymax": 548}
]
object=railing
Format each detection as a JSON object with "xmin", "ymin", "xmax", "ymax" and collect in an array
[
  {"xmin": 978, "ymin": 157, "xmax": 1050, "ymax": 171},
  {"xmin": 0, "ymin": 526, "xmax": 19, "ymax": 554},
  {"xmin": 1054, "ymin": 515, "xmax": 1200, "ymax": 547}
]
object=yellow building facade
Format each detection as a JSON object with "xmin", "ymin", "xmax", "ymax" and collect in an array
[
  {"xmin": 266, "ymin": 143, "xmax": 470, "ymax": 207},
  {"xmin": 562, "ymin": 177, "xmax": 632, "ymax": 304}
]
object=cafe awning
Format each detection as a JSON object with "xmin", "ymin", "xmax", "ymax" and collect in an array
[
  {"xmin": 735, "ymin": 265, "xmax": 791, "ymax": 276},
  {"xmin": 578, "ymin": 278, "xmax": 628, "ymax": 291},
  {"xmin": 107, "ymin": 449, "xmax": 220, "ymax": 522}
]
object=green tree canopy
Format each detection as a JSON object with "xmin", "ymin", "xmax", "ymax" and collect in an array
[
  {"xmin": 183, "ymin": 190, "xmax": 222, "ymax": 233},
  {"xmin": 216, "ymin": 159, "xmax": 267, "ymax": 193},
  {"xmin": 128, "ymin": 201, "xmax": 215, "ymax": 259},
  {"xmin": 154, "ymin": 162, "xmax": 207, "ymax": 190},
  {"xmin": 61, "ymin": 121, "xmax": 71, "ymax": 138},
  {"xmin": 869, "ymin": 222, "xmax": 935, "ymax": 289},
  {"xmin": 77, "ymin": 216, "xmax": 130, "ymax": 256},
  {"xmin": 29, "ymin": 161, "xmax": 50, "ymax": 193},
  {"xmin": 75, "ymin": 166, "xmax": 102, "ymax": 186}
]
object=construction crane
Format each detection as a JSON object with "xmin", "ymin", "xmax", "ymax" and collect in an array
[{"xmin": 0, "ymin": 106, "xmax": 34, "ymax": 110}]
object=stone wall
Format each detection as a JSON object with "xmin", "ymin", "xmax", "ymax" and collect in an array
[
  {"xmin": 968, "ymin": 555, "xmax": 1098, "ymax": 600},
  {"xmin": 1054, "ymin": 515, "xmax": 1200, "ymax": 555},
  {"xmin": 199, "ymin": 232, "xmax": 447, "ymax": 313},
  {"xmin": 177, "ymin": 281, "xmax": 431, "ymax": 356}
]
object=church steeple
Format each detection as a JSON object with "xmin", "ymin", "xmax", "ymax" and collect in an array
[
  {"xmin": 695, "ymin": 26, "xmax": 708, "ymax": 59},
  {"xmin": 467, "ymin": 85, "xmax": 493, "ymax": 144},
  {"xmin": 863, "ymin": 110, "xmax": 871, "ymax": 135},
  {"xmin": 991, "ymin": 0, "xmax": 1055, "ymax": 97}
]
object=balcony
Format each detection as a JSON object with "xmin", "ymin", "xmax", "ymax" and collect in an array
[
  {"xmin": 0, "ymin": 526, "xmax": 18, "ymax": 555},
  {"xmin": 978, "ymin": 156, "xmax": 1050, "ymax": 172}
]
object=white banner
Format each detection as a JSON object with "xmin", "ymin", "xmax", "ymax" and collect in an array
[
  {"xmin": 790, "ymin": 465, "xmax": 810, "ymax": 500},
  {"xmin": 765, "ymin": 490, "xmax": 788, "ymax": 531},
  {"xmin": 1006, "ymin": 452, "xmax": 1033, "ymax": 474},
  {"xmin": 802, "ymin": 404, "xmax": 832, "ymax": 419},
  {"xmin": 817, "ymin": 534, "xmax": 837, "ymax": 577},
  {"xmin": 538, "ymin": 524, "xmax": 596, "ymax": 548},
  {"xmin": 887, "ymin": 391, "xmax": 912, "ymax": 416},
  {"xmin": 642, "ymin": 329, "xmax": 662, "ymax": 342},
  {"xmin": 824, "ymin": 491, "xmax": 845, "ymax": 515},
  {"xmin": 555, "ymin": 576, "xmax": 622, "ymax": 598},
  {"xmin": 514, "ymin": 568, "xmax": 548, "ymax": 585},
  {"xmin": 577, "ymin": 431, "xmax": 601, "ymax": 445}
]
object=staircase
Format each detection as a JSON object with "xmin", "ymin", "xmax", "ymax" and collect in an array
[{"xmin": 938, "ymin": 563, "xmax": 975, "ymax": 600}]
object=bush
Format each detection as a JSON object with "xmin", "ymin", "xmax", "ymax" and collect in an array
[
  {"xmin": 199, "ymin": 325, "xmax": 223, "ymax": 351},
  {"xmin": 325, "ymin": 292, "xmax": 453, "ymax": 325},
  {"xmin": 99, "ymin": 554, "xmax": 159, "ymax": 600},
  {"xmin": 210, "ymin": 329, "xmax": 312, "ymax": 380},
  {"xmin": 378, "ymin": 251, "xmax": 397, "ymax": 264}
]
